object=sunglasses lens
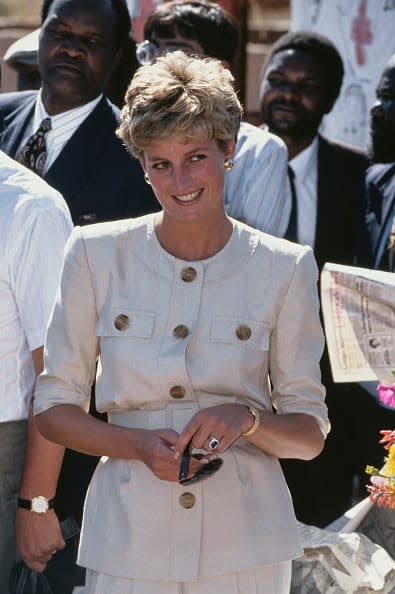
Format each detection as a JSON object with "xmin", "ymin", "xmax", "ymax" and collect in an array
[
  {"xmin": 136, "ymin": 40, "xmax": 157, "ymax": 65},
  {"xmin": 179, "ymin": 458, "xmax": 223, "ymax": 485}
]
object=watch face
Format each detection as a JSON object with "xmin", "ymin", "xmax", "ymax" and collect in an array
[{"xmin": 31, "ymin": 496, "xmax": 49, "ymax": 513}]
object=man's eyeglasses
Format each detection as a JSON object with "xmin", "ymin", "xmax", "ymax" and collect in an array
[{"xmin": 178, "ymin": 439, "xmax": 223, "ymax": 485}]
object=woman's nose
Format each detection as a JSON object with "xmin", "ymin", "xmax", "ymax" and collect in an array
[{"xmin": 171, "ymin": 166, "xmax": 192, "ymax": 190}]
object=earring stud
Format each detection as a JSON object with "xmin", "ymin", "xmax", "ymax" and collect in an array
[
  {"xmin": 144, "ymin": 173, "xmax": 151, "ymax": 185},
  {"xmin": 224, "ymin": 158, "xmax": 233, "ymax": 172}
]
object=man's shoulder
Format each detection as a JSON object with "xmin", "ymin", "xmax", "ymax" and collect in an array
[
  {"xmin": 0, "ymin": 150, "xmax": 69, "ymax": 215},
  {"xmin": 237, "ymin": 121, "xmax": 287, "ymax": 156},
  {"xmin": 366, "ymin": 162, "xmax": 395, "ymax": 184},
  {"xmin": 319, "ymin": 134, "xmax": 368, "ymax": 167},
  {"xmin": 0, "ymin": 90, "xmax": 37, "ymax": 115}
]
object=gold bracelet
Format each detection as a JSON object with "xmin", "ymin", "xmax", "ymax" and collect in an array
[{"xmin": 242, "ymin": 406, "xmax": 261, "ymax": 436}]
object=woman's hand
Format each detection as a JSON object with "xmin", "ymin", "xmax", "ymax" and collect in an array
[
  {"xmin": 173, "ymin": 404, "xmax": 253, "ymax": 461},
  {"xmin": 134, "ymin": 428, "xmax": 218, "ymax": 482}
]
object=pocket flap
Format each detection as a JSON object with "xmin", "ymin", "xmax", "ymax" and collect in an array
[
  {"xmin": 97, "ymin": 310, "xmax": 155, "ymax": 338},
  {"xmin": 211, "ymin": 317, "xmax": 270, "ymax": 350}
]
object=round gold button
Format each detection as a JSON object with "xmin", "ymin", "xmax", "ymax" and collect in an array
[
  {"xmin": 180, "ymin": 267, "xmax": 197, "ymax": 282},
  {"xmin": 173, "ymin": 325, "xmax": 189, "ymax": 339},
  {"xmin": 236, "ymin": 324, "xmax": 251, "ymax": 341},
  {"xmin": 179, "ymin": 492, "xmax": 196, "ymax": 509},
  {"xmin": 114, "ymin": 314, "xmax": 130, "ymax": 331},
  {"xmin": 169, "ymin": 385, "xmax": 186, "ymax": 399}
]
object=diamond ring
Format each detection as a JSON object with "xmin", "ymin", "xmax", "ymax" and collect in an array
[{"xmin": 208, "ymin": 436, "xmax": 220, "ymax": 450}]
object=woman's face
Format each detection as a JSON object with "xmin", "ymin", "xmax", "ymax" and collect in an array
[{"xmin": 140, "ymin": 135, "xmax": 235, "ymax": 225}]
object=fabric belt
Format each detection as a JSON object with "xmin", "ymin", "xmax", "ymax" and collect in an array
[{"xmin": 108, "ymin": 402, "xmax": 200, "ymax": 433}]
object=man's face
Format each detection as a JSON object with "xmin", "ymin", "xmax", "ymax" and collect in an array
[
  {"xmin": 370, "ymin": 58, "xmax": 395, "ymax": 163},
  {"xmin": 39, "ymin": 0, "xmax": 121, "ymax": 112},
  {"xmin": 259, "ymin": 49, "xmax": 333, "ymax": 141}
]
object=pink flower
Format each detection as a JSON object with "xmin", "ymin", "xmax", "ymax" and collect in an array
[{"xmin": 377, "ymin": 384, "xmax": 395, "ymax": 408}]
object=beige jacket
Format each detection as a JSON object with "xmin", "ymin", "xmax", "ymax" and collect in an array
[{"xmin": 35, "ymin": 214, "xmax": 328, "ymax": 581}]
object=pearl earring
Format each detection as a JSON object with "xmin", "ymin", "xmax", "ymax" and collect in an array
[
  {"xmin": 224, "ymin": 158, "xmax": 233, "ymax": 172},
  {"xmin": 144, "ymin": 173, "xmax": 151, "ymax": 185}
]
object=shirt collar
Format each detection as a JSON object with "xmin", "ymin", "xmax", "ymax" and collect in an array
[
  {"xmin": 34, "ymin": 91, "xmax": 103, "ymax": 131},
  {"xmin": 289, "ymin": 135, "xmax": 319, "ymax": 180}
]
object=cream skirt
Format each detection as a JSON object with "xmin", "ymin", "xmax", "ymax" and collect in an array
[{"xmin": 82, "ymin": 561, "xmax": 292, "ymax": 594}]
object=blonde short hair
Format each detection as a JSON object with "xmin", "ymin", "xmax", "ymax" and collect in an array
[{"xmin": 117, "ymin": 51, "xmax": 242, "ymax": 160}]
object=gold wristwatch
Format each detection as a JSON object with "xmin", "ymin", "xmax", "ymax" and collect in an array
[{"xmin": 18, "ymin": 495, "xmax": 55, "ymax": 514}]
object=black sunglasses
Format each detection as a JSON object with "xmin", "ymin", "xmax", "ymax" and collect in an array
[{"xmin": 178, "ymin": 439, "xmax": 223, "ymax": 485}]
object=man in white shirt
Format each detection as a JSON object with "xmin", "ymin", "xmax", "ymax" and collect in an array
[
  {"xmin": 259, "ymin": 31, "xmax": 370, "ymax": 527},
  {"xmin": 140, "ymin": 0, "xmax": 290, "ymax": 236},
  {"xmin": 0, "ymin": 149, "xmax": 72, "ymax": 592}
]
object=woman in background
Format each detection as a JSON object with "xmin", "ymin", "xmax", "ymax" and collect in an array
[{"xmin": 35, "ymin": 52, "xmax": 328, "ymax": 594}]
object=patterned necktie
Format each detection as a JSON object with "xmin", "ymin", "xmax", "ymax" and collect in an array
[
  {"xmin": 284, "ymin": 165, "xmax": 298, "ymax": 242},
  {"xmin": 19, "ymin": 118, "xmax": 52, "ymax": 176}
]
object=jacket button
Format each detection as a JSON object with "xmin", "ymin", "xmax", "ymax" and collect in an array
[
  {"xmin": 114, "ymin": 314, "xmax": 130, "ymax": 331},
  {"xmin": 173, "ymin": 325, "xmax": 189, "ymax": 339},
  {"xmin": 236, "ymin": 324, "xmax": 251, "ymax": 341},
  {"xmin": 169, "ymin": 385, "xmax": 186, "ymax": 399},
  {"xmin": 180, "ymin": 267, "xmax": 197, "ymax": 282},
  {"xmin": 179, "ymin": 492, "xmax": 196, "ymax": 509}
]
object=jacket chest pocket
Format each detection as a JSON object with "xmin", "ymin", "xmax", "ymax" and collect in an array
[
  {"xmin": 210, "ymin": 317, "xmax": 271, "ymax": 351},
  {"xmin": 96, "ymin": 309, "xmax": 155, "ymax": 339}
]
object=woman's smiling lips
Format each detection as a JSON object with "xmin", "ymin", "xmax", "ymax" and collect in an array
[{"xmin": 173, "ymin": 189, "xmax": 202, "ymax": 203}]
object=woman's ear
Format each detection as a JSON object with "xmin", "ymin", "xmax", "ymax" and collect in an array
[
  {"xmin": 225, "ymin": 137, "xmax": 237, "ymax": 160},
  {"xmin": 139, "ymin": 157, "xmax": 146, "ymax": 174}
]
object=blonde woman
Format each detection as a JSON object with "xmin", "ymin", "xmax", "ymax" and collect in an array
[{"xmin": 35, "ymin": 52, "xmax": 328, "ymax": 594}]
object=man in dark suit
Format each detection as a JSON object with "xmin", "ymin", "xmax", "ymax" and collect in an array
[
  {"xmin": 356, "ymin": 53, "xmax": 395, "ymax": 273},
  {"xmin": 0, "ymin": 0, "xmax": 159, "ymax": 225},
  {"xmin": 259, "ymin": 31, "xmax": 369, "ymax": 527},
  {"xmin": 3, "ymin": 1, "xmax": 158, "ymax": 591}
]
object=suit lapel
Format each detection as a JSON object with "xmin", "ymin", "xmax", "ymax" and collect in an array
[
  {"xmin": 369, "ymin": 164, "xmax": 395, "ymax": 267},
  {"xmin": 315, "ymin": 137, "xmax": 336, "ymax": 268},
  {"xmin": 45, "ymin": 97, "xmax": 116, "ymax": 204},
  {"xmin": 0, "ymin": 94, "xmax": 36, "ymax": 158}
]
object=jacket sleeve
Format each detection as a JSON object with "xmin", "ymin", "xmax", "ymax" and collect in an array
[
  {"xmin": 269, "ymin": 246, "xmax": 329, "ymax": 436},
  {"xmin": 34, "ymin": 227, "xmax": 99, "ymax": 415}
]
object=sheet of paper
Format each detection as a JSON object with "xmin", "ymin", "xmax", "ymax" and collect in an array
[{"xmin": 320, "ymin": 263, "xmax": 395, "ymax": 383}]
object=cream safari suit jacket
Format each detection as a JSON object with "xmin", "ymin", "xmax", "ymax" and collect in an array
[{"xmin": 35, "ymin": 214, "xmax": 328, "ymax": 582}]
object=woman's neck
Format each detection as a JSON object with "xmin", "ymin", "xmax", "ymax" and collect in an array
[{"xmin": 154, "ymin": 214, "xmax": 233, "ymax": 261}]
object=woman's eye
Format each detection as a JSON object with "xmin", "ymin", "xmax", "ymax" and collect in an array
[
  {"xmin": 190, "ymin": 154, "xmax": 205, "ymax": 162},
  {"xmin": 152, "ymin": 161, "xmax": 168, "ymax": 170}
]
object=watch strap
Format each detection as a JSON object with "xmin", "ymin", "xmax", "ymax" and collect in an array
[{"xmin": 18, "ymin": 496, "xmax": 55, "ymax": 511}]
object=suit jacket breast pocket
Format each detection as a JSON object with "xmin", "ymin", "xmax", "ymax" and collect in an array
[
  {"xmin": 210, "ymin": 317, "xmax": 271, "ymax": 390},
  {"xmin": 96, "ymin": 309, "xmax": 156, "ymax": 386}
]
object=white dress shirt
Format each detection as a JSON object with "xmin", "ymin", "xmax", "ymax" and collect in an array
[
  {"xmin": 18, "ymin": 91, "xmax": 103, "ymax": 173},
  {"xmin": 35, "ymin": 214, "xmax": 328, "ymax": 581},
  {"xmin": 289, "ymin": 136, "xmax": 319, "ymax": 247},
  {"xmin": 225, "ymin": 122, "xmax": 290, "ymax": 237},
  {"xmin": 0, "ymin": 150, "xmax": 72, "ymax": 422}
]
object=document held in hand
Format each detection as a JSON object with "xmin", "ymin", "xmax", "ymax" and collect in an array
[{"xmin": 320, "ymin": 263, "xmax": 395, "ymax": 383}]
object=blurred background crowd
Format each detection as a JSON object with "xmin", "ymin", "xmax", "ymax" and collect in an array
[{"xmin": 1, "ymin": 0, "xmax": 394, "ymax": 151}]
